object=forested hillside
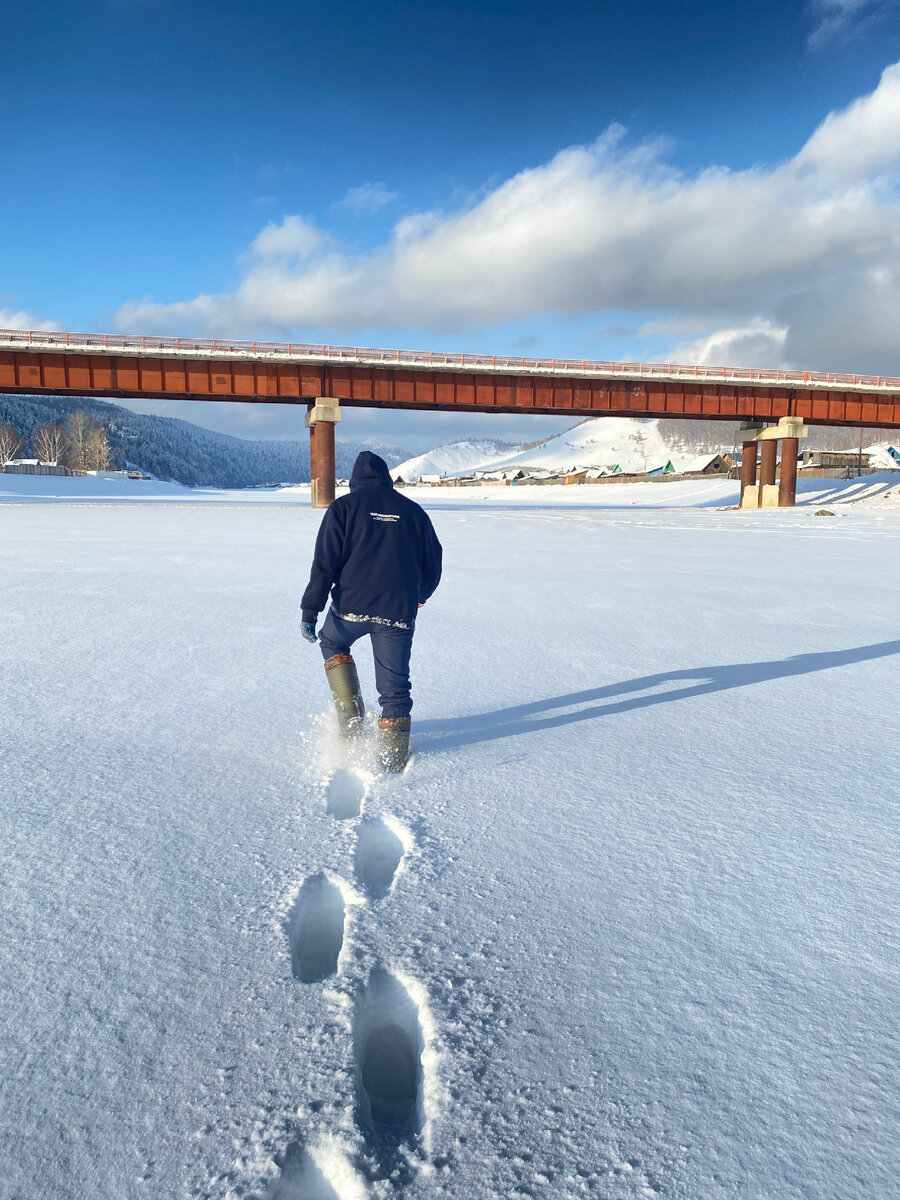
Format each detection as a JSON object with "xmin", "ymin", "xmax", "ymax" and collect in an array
[{"xmin": 0, "ymin": 393, "xmax": 407, "ymax": 487}]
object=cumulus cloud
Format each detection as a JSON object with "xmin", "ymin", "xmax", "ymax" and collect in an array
[
  {"xmin": 0, "ymin": 308, "xmax": 57, "ymax": 331},
  {"xmin": 249, "ymin": 215, "xmax": 329, "ymax": 261},
  {"xmin": 663, "ymin": 321, "xmax": 789, "ymax": 369},
  {"xmin": 113, "ymin": 62, "xmax": 900, "ymax": 373}
]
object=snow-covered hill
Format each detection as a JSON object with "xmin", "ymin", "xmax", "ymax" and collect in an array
[
  {"xmin": 864, "ymin": 440, "xmax": 900, "ymax": 470},
  {"xmin": 392, "ymin": 439, "xmax": 522, "ymax": 482},
  {"xmin": 458, "ymin": 417, "xmax": 694, "ymax": 476}
]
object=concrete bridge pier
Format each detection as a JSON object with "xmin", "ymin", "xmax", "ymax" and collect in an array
[
  {"xmin": 759, "ymin": 438, "xmax": 779, "ymax": 506},
  {"xmin": 738, "ymin": 424, "xmax": 763, "ymax": 507},
  {"xmin": 738, "ymin": 418, "xmax": 807, "ymax": 509},
  {"xmin": 306, "ymin": 397, "xmax": 341, "ymax": 508}
]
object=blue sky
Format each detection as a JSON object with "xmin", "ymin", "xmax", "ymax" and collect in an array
[{"xmin": 3, "ymin": 0, "xmax": 900, "ymax": 451}]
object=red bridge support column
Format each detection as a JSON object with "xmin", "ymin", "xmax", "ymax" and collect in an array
[
  {"xmin": 779, "ymin": 438, "xmax": 799, "ymax": 507},
  {"xmin": 740, "ymin": 440, "xmax": 759, "ymax": 506},
  {"xmin": 306, "ymin": 397, "xmax": 341, "ymax": 509}
]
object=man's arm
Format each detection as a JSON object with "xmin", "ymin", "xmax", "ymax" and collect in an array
[
  {"xmin": 300, "ymin": 503, "xmax": 346, "ymax": 623},
  {"xmin": 418, "ymin": 512, "xmax": 443, "ymax": 605}
]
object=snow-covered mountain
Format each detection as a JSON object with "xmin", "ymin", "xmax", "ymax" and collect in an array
[
  {"xmin": 453, "ymin": 417, "xmax": 696, "ymax": 476},
  {"xmin": 392, "ymin": 438, "xmax": 523, "ymax": 482},
  {"xmin": 0, "ymin": 393, "xmax": 410, "ymax": 488}
]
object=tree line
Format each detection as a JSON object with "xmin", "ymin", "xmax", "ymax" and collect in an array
[
  {"xmin": 0, "ymin": 391, "xmax": 408, "ymax": 486},
  {"xmin": 0, "ymin": 411, "xmax": 112, "ymax": 471}
]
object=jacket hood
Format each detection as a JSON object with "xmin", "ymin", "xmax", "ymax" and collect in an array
[{"xmin": 349, "ymin": 451, "xmax": 393, "ymax": 490}]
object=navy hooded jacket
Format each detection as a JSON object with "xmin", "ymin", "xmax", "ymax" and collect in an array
[{"xmin": 301, "ymin": 452, "xmax": 442, "ymax": 628}]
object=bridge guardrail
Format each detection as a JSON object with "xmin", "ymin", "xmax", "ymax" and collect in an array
[{"xmin": 0, "ymin": 327, "xmax": 898, "ymax": 393}]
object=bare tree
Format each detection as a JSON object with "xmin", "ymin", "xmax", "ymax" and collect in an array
[
  {"xmin": 86, "ymin": 424, "xmax": 112, "ymax": 471},
  {"xmin": 63, "ymin": 411, "xmax": 94, "ymax": 471},
  {"xmin": 32, "ymin": 423, "xmax": 65, "ymax": 465},
  {"xmin": 0, "ymin": 421, "xmax": 24, "ymax": 467}
]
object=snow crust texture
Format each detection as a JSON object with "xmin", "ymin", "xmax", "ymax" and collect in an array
[{"xmin": 1, "ymin": 500, "xmax": 899, "ymax": 1200}]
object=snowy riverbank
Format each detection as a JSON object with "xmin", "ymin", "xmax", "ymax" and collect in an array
[
  {"xmin": 2, "ymin": 469, "xmax": 899, "ymax": 508},
  {"xmin": 1, "ymin": 502, "xmax": 898, "ymax": 1199}
]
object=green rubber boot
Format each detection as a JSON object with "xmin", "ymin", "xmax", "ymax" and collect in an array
[
  {"xmin": 377, "ymin": 716, "xmax": 411, "ymax": 773},
  {"xmin": 324, "ymin": 653, "xmax": 365, "ymax": 736}
]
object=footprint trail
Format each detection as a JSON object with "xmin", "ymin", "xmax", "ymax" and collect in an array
[
  {"xmin": 354, "ymin": 817, "xmax": 405, "ymax": 897},
  {"xmin": 287, "ymin": 873, "xmax": 345, "ymax": 984},
  {"xmin": 326, "ymin": 769, "xmax": 366, "ymax": 821},
  {"xmin": 265, "ymin": 1137, "xmax": 367, "ymax": 1200},
  {"xmin": 353, "ymin": 966, "xmax": 425, "ymax": 1135}
]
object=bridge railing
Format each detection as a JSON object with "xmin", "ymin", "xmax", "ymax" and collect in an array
[{"xmin": 1, "ymin": 327, "xmax": 898, "ymax": 393}]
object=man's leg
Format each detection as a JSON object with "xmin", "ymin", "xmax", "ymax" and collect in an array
[
  {"xmin": 369, "ymin": 624, "xmax": 414, "ymax": 717},
  {"xmin": 370, "ymin": 624, "xmax": 414, "ymax": 770},
  {"xmin": 318, "ymin": 609, "xmax": 366, "ymax": 735}
]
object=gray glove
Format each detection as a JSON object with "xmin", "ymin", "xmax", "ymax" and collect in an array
[{"xmin": 301, "ymin": 620, "xmax": 318, "ymax": 644}]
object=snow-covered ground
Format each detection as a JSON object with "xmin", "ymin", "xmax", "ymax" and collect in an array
[
  {"xmin": 0, "ymin": 473, "xmax": 303, "ymax": 503},
  {"xmin": 1, "ymin": 498, "xmax": 898, "ymax": 1200},
  {"xmin": 413, "ymin": 472, "xmax": 900, "ymax": 509},
  {"xmin": 2, "ymin": 469, "xmax": 899, "ymax": 509}
]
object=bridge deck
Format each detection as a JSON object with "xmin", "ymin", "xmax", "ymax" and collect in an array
[{"xmin": 2, "ymin": 328, "xmax": 899, "ymax": 428}]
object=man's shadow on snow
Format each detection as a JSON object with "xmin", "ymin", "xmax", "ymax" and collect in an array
[{"xmin": 413, "ymin": 640, "xmax": 900, "ymax": 753}]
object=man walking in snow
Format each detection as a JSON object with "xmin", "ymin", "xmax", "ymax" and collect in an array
[{"xmin": 300, "ymin": 451, "xmax": 443, "ymax": 771}]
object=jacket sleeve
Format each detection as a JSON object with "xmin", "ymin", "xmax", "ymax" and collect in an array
[
  {"xmin": 418, "ymin": 512, "xmax": 443, "ymax": 604},
  {"xmin": 300, "ymin": 503, "xmax": 347, "ymax": 622}
]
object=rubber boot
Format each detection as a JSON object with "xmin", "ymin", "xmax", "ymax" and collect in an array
[
  {"xmin": 324, "ymin": 653, "xmax": 365, "ymax": 736},
  {"xmin": 377, "ymin": 716, "xmax": 411, "ymax": 773}
]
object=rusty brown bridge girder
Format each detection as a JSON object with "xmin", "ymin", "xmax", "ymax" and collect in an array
[
  {"xmin": 3, "ymin": 347, "xmax": 900, "ymax": 426},
  {"xmin": 4, "ymin": 333, "xmax": 900, "ymax": 508}
]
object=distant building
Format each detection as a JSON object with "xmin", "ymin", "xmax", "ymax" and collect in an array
[
  {"xmin": 646, "ymin": 461, "xmax": 677, "ymax": 477},
  {"xmin": 800, "ymin": 451, "xmax": 871, "ymax": 470},
  {"xmin": 2, "ymin": 459, "xmax": 71, "ymax": 476},
  {"xmin": 682, "ymin": 453, "xmax": 734, "ymax": 476}
]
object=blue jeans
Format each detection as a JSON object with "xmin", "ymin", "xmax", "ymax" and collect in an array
[{"xmin": 319, "ymin": 607, "xmax": 415, "ymax": 719}]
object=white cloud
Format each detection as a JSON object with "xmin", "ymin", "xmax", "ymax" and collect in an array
[
  {"xmin": 663, "ymin": 321, "xmax": 789, "ymax": 369},
  {"xmin": 0, "ymin": 308, "xmax": 57, "ymax": 331},
  {"xmin": 248, "ymin": 215, "xmax": 329, "ymax": 261},
  {"xmin": 337, "ymin": 182, "xmax": 399, "ymax": 213},
  {"xmin": 795, "ymin": 60, "xmax": 900, "ymax": 177},
  {"xmin": 807, "ymin": 0, "xmax": 882, "ymax": 48},
  {"xmin": 113, "ymin": 62, "xmax": 900, "ymax": 374}
]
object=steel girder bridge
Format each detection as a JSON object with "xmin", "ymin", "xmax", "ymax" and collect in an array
[{"xmin": 3, "ymin": 327, "xmax": 900, "ymax": 508}]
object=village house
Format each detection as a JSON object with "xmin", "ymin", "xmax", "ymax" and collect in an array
[
  {"xmin": 647, "ymin": 461, "xmax": 678, "ymax": 477},
  {"xmin": 682, "ymin": 453, "xmax": 734, "ymax": 476},
  {"xmin": 800, "ymin": 451, "xmax": 871, "ymax": 470},
  {"xmin": 2, "ymin": 459, "xmax": 71, "ymax": 476}
]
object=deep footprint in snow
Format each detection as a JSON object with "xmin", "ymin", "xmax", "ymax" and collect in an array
[
  {"xmin": 266, "ymin": 1146, "xmax": 340, "ymax": 1199},
  {"xmin": 353, "ymin": 967, "xmax": 425, "ymax": 1133},
  {"xmin": 287, "ymin": 874, "xmax": 345, "ymax": 983},
  {"xmin": 266, "ymin": 1138, "xmax": 363, "ymax": 1200},
  {"xmin": 354, "ymin": 817, "xmax": 405, "ymax": 897},
  {"xmin": 326, "ymin": 769, "xmax": 366, "ymax": 820}
]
